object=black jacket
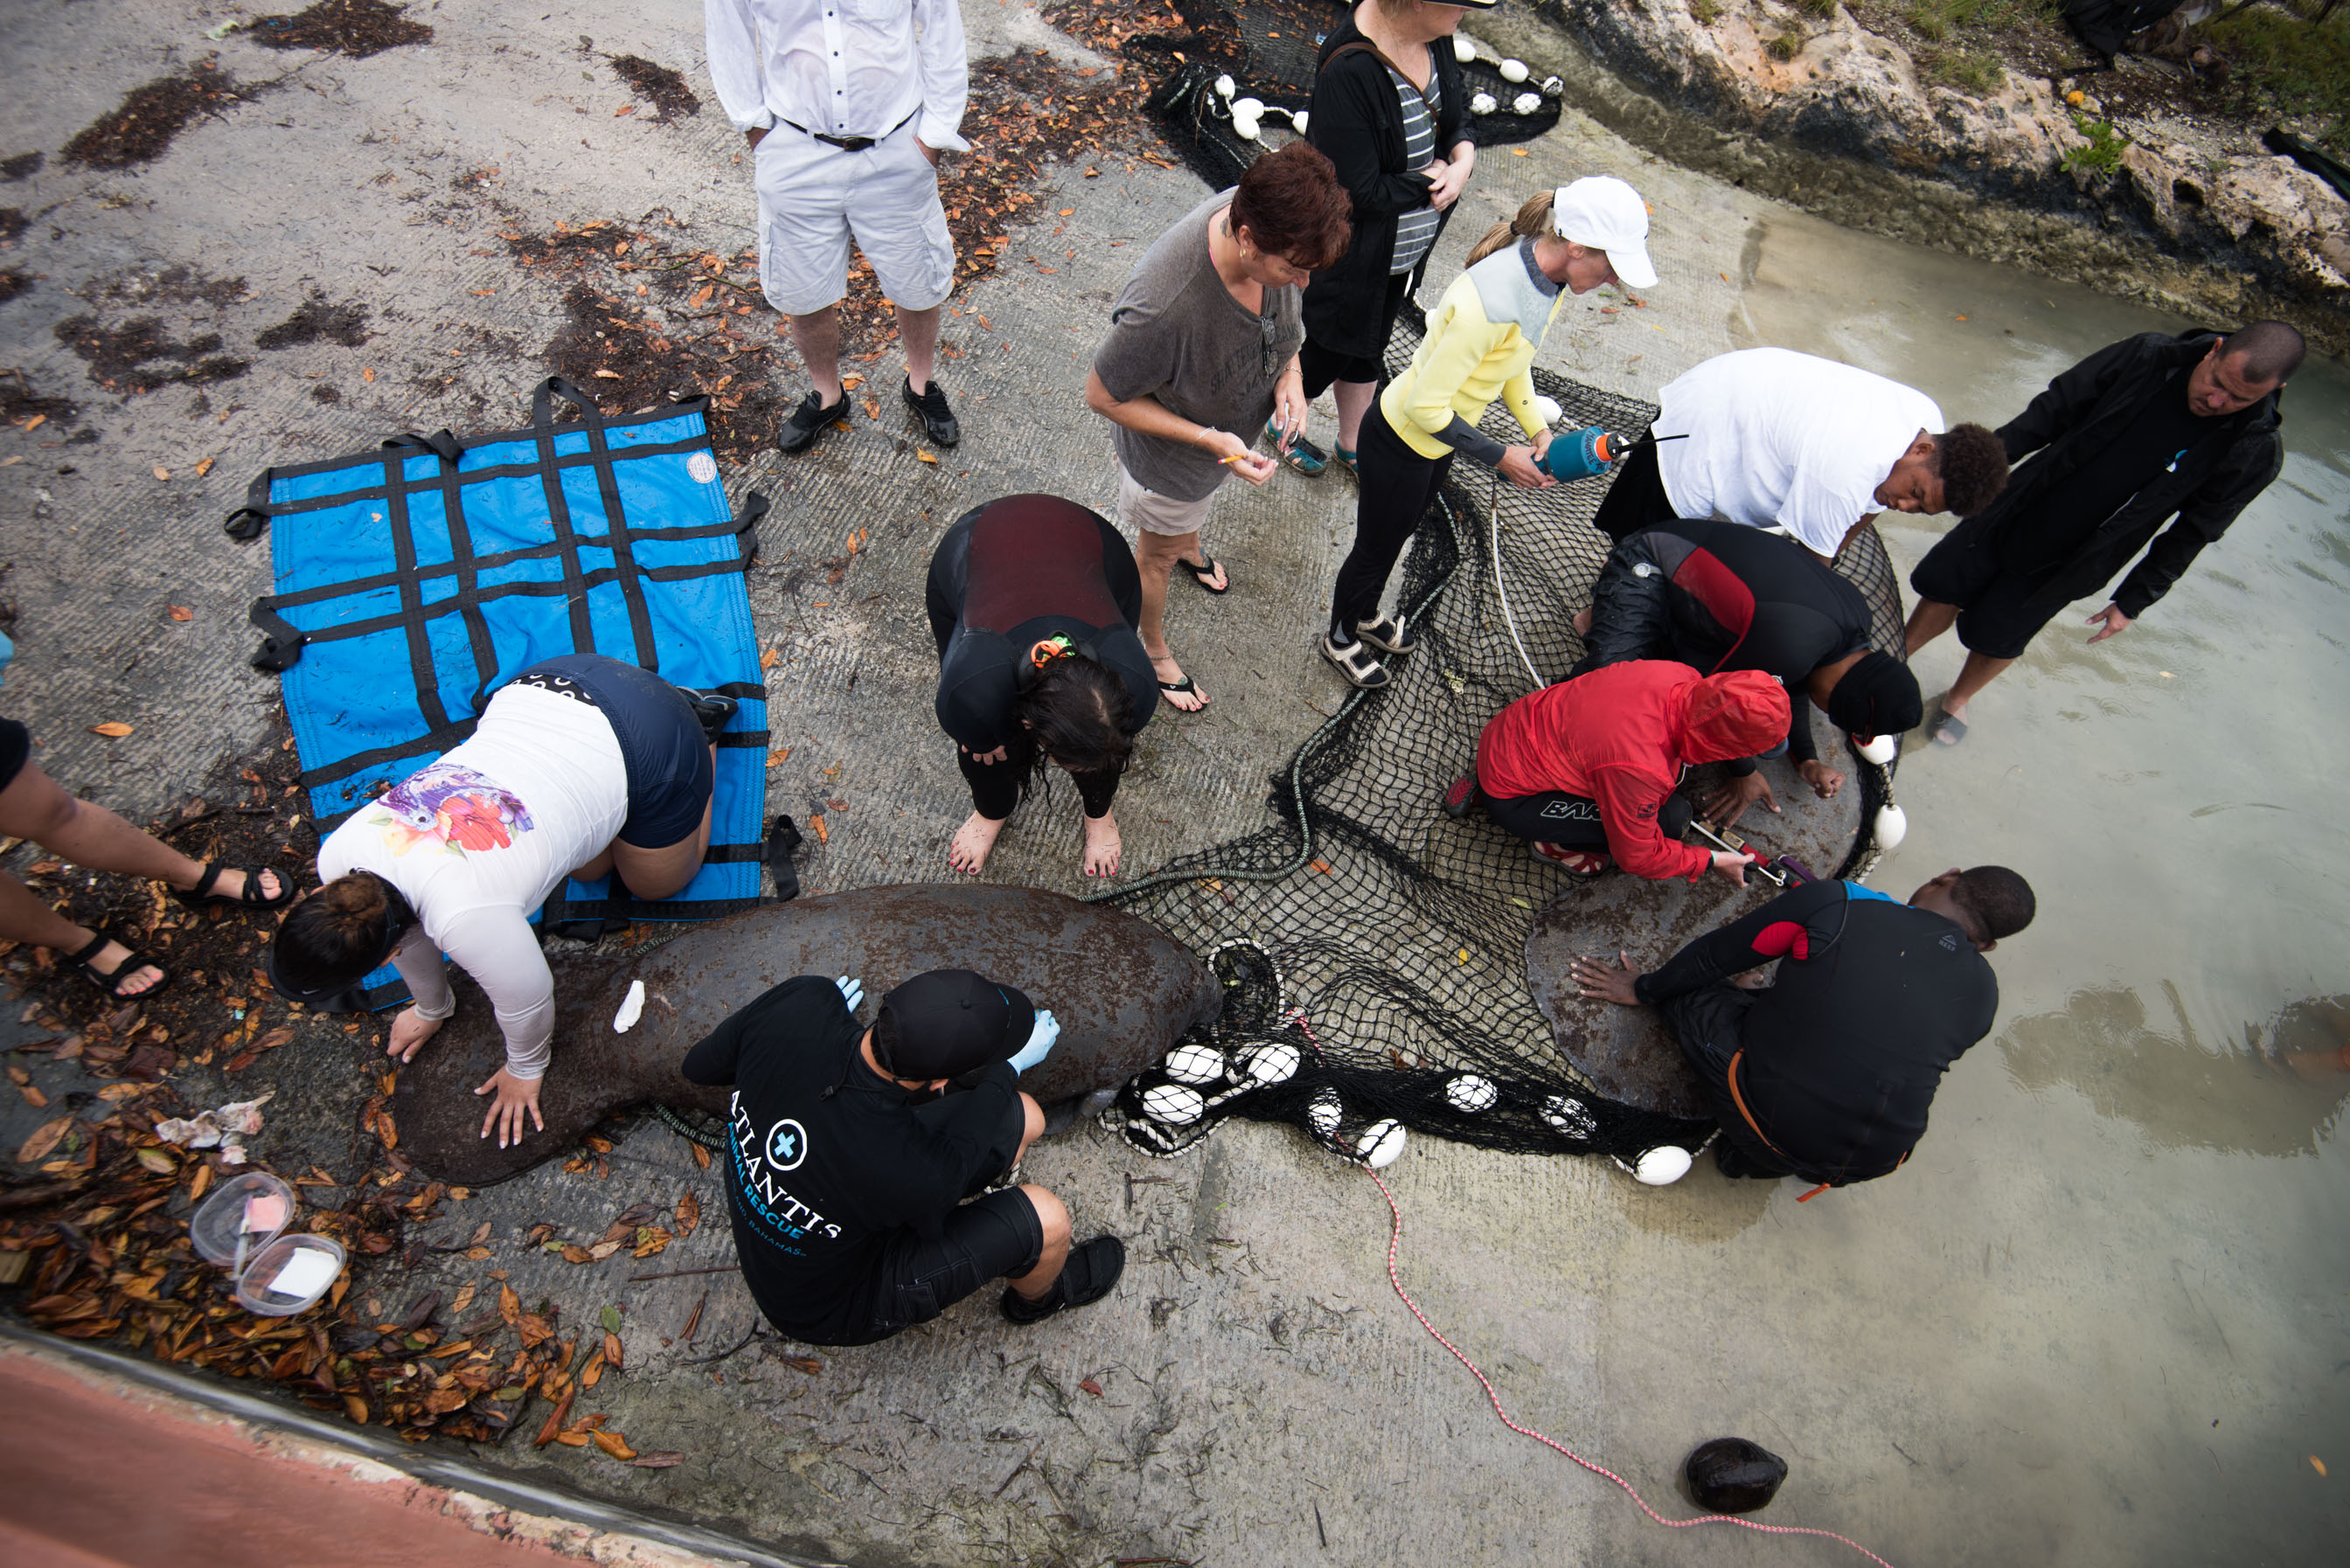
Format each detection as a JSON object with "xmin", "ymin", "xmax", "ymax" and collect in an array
[
  {"xmin": 1301, "ymin": 13, "xmax": 1470, "ymax": 360},
  {"xmin": 1979, "ymin": 330, "xmax": 2284, "ymax": 620},
  {"xmin": 1637, "ymin": 880, "xmax": 1998, "ymax": 1185}
]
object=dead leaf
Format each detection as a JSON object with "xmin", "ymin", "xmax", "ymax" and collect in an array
[
  {"xmin": 135, "ymin": 1148, "xmax": 176, "ymax": 1176},
  {"xmin": 862, "ymin": 399, "xmax": 880, "ymax": 420},
  {"xmin": 554, "ymin": 1430, "xmax": 590, "ymax": 1447},
  {"xmin": 560, "ymin": 1244, "xmax": 594, "ymax": 1265},
  {"xmin": 16, "ymin": 1116, "xmax": 73, "ymax": 1164},
  {"xmin": 592, "ymin": 370, "xmax": 621, "ymax": 379},
  {"xmin": 362, "ymin": 366, "xmax": 377, "ymax": 382},
  {"xmin": 88, "ymin": 722, "xmax": 135, "ymax": 739},
  {"xmin": 1079, "ymin": 1377, "xmax": 1103, "ymax": 1398},
  {"xmin": 675, "ymin": 1192, "xmax": 699, "ymax": 1237},
  {"xmin": 152, "ymin": 467, "xmax": 171, "ymax": 482},
  {"xmin": 17, "ymin": 1083, "xmax": 45, "ymax": 1109},
  {"xmin": 498, "ymin": 1284, "xmax": 521, "ymax": 1327},
  {"xmin": 603, "ymin": 1331, "xmax": 624, "ymax": 1370},
  {"xmin": 194, "ymin": 456, "xmax": 214, "ymax": 478},
  {"xmin": 690, "ymin": 1142, "xmax": 711, "ymax": 1171},
  {"xmin": 451, "ymin": 1283, "xmax": 476, "ymax": 1315},
  {"xmin": 810, "ymin": 815, "xmax": 828, "ymax": 844},
  {"xmin": 615, "ymin": 104, "xmax": 636, "ymax": 117},
  {"xmin": 535, "ymin": 1387, "xmax": 576, "ymax": 1447},
  {"xmin": 591, "ymin": 1430, "xmax": 637, "ymax": 1460},
  {"xmin": 781, "ymin": 1356, "xmax": 822, "ymax": 1376},
  {"xmin": 916, "ymin": 450, "xmax": 939, "ymax": 464},
  {"xmin": 588, "ymin": 1238, "xmax": 623, "ymax": 1261},
  {"xmin": 1058, "ymin": 208, "xmax": 1074, "ymax": 216},
  {"xmin": 167, "ymin": 606, "xmax": 193, "ymax": 621},
  {"xmin": 629, "ymin": 1452, "xmax": 686, "ymax": 1468},
  {"xmin": 518, "ymin": 1314, "xmax": 554, "ymax": 1348}
]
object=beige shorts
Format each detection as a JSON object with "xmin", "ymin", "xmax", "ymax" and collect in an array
[
  {"xmin": 1116, "ymin": 466, "xmax": 1217, "ymax": 538},
  {"xmin": 754, "ymin": 120, "xmax": 954, "ymax": 316}
]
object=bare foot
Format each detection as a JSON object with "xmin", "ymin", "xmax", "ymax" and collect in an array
[
  {"xmin": 1151, "ymin": 653, "xmax": 1209, "ymax": 714},
  {"xmin": 1081, "ymin": 810, "xmax": 1122, "ymax": 878},
  {"xmin": 949, "ymin": 812, "xmax": 1006, "ymax": 876},
  {"xmin": 1573, "ymin": 607, "xmax": 1592, "ymax": 637}
]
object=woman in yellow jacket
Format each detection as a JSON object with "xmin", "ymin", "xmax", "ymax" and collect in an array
[{"xmin": 1321, "ymin": 176, "xmax": 1658, "ymax": 689}]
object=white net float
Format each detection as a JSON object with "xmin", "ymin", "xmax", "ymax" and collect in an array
[
  {"xmin": 1499, "ymin": 59, "xmax": 1530, "ymax": 83},
  {"xmin": 1452, "ymin": 35, "xmax": 1477, "ymax": 63},
  {"xmin": 1231, "ymin": 113, "xmax": 1261, "ymax": 142},
  {"xmin": 1542, "ymin": 1093, "xmax": 1596, "ymax": 1140},
  {"xmin": 1874, "ymin": 802, "xmax": 1909, "ymax": 850},
  {"xmin": 1854, "ymin": 733, "xmax": 1898, "ymax": 765},
  {"xmin": 1470, "ymin": 92, "xmax": 1498, "ymax": 117},
  {"xmin": 1444, "ymin": 1073, "xmax": 1498, "ymax": 1114},
  {"xmin": 1305, "ymin": 1088, "xmax": 1344, "ymax": 1137},
  {"xmin": 1215, "ymin": 73, "xmax": 1236, "ymax": 99},
  {"xmin": 1356, "ymin": 1118, "xmax": 1408, "ymax": 1169},
  {"xmin": 1232, "ymin": 96, "xmax": 1264, "ymax": 118},
  {"xmin": 1163, "ymin": 1043, "xmax": 1228, "ymax": 1086},
  {"xmin": 1140, "ymin": 1081, "xmax": 1206, "ymax": 1127},
  {"xmin": 1512, "ymin": 92, "xmax": 1543, "ymax": 115},
  {"xmin": 1241, "ymin": 1041, "xmax": 1302, "ymax": 1086},
  {"xmin": 1634, "ymin": 1146, "xmax": 1694, "ymax": 1185},
  {"xmin": 1289, "ymin": 108, "xmax": 1308, "ymax": 134},
  {"xmin": 1541, "ymin": 74, "xmax": 1564, "ymax": 96},
  {"xmin": 1532, "ymin": 393, "xmax": 1564, "ymax": 427}
]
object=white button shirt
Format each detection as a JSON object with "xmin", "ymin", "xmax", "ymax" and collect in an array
[{"xmin": 706, "ymin": 0, "xmax": 970, "ymax": 153}]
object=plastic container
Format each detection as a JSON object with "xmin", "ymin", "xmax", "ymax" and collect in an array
[
  {"xmin": 189, "ymin": 1172, "xmax": 295, "ymax": 1266},
  {"xmin": 234, "ymin": 1233, "xmax": 347, "ymax": 1316}
]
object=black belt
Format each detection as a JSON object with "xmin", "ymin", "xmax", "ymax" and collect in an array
[{"xmin": 783, "ymin": 112, "xmax": 914, "ymax": 153}]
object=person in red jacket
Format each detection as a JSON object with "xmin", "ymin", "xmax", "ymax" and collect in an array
[{"xmin": 1450, "ymin": 663, "xmax": 1789, "ymax": 879}]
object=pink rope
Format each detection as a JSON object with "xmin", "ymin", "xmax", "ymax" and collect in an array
[{"xmin": 1364, "ymin": 1165, "xmax": 1898, "ymax": 1568}]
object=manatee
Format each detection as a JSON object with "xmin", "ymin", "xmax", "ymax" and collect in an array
[
  {"xmin": 389, "ymin": 884, "xmax": 1220, "ymax": 1185},
  {"xmin": 1522, "ymin": 756, "xmax": 1862, "ymax": 1117}
]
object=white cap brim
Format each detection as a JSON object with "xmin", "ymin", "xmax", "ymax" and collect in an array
[{"xmin": 1609, "ymin": 241, "xmax": 1658, "ymax": 291}]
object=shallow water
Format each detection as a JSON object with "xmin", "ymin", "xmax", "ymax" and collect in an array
[{"xmin": 1590, "ymin": 208, "xmax": 2350, "ymax": 1565}]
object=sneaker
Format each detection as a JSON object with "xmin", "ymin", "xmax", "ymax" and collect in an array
[
  {"xmin": 672, "ymin": 686, "xmax": 739, "ymax": 744},
  {"xmin": 779, "ymin": 388, "xmax": 850, "ymax": 454},
  {"xmin": 903, "ymin": 377, "xmax": 961, "ymax": 447},
  {"xmin": 1266, "ymin": 420, "xmax": 1327, "ymax": 475},
  {"xmin": 1443, "ymin": 768, "xmax": 1480, "ymax": 820},
  {"xmin": 1001, "ymin": 1234, "xmax": 1125, "ymax": 1324},
  {"xmin": 1319, "ymin": 631, "xmax": 1389, "ymax": 690},
  {"xmin": 1531, "ymin": 841, "xmax": 1610, "ymax": 878},
  {"xmin": 1353, "ymin": 614, "xmax": 1416, "ymax": 656}
]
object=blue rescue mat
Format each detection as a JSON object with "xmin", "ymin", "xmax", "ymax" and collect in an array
[{"xmin": 226, "ymin": 377, "xmax": 771, "ymax": 1003}]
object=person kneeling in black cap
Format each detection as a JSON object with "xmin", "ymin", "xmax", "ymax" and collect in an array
[
  {"xmin": 1567, "ymin": 518, "xmax": 1922, "ymax": 827},
  {"xmin": 680, "ymin": 968, "xmax": 1123, "ymax": 1346}
]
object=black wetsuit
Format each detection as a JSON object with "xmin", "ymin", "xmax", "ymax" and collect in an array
[
  {"xmin": 925, "ymin": 495, "xmax": 1158, "ymax": 820},
  {"xmin": 1574, "ymin": 518, "xmax": 1872, "ymax": 769},
  {"xmin": 680, "ymin": 976, "xmax": 1039, "ymax": 1347},
  {"xmin": 1634, "ymin": 879, "xmax": 1998, "ymax": 1184}
]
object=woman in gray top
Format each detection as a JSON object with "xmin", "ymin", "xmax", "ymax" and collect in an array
[
  {"xmin": 1294, "ymin": 0, "xmax": 1482, "ymax": 476},
  {"xmin": 1084, "ymin": 142, "xmax": 1352, "ymax": 712}
]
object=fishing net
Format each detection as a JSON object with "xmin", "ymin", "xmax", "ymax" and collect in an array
[
  {"xmin": 1098, "ymin": 303, "xmax": 1909, "ymax": 1166},
  {"xmin": 1130, "ymin": 0, "xmax": 1565, "ymax": 194}
]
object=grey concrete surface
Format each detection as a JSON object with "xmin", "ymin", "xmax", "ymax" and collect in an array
[{"xmin": 4, "ymin": 5, "xmax": 2344, "ymax": 1568}]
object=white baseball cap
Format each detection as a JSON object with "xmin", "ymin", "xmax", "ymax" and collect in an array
[{"xmin": 1551, "ymin": 177, "xmax": 1657, "ymax": 290}]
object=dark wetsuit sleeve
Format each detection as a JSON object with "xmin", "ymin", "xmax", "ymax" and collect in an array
[
  {"xmin": 1996, "ymin": 334, "xmax": 2139, "ymax": 461},
  {"xmin": 681, "ymin": 975, "xmax": 839, "ymax": 1086},
  {"xmin": 1433, "ymin": 414, "xmax": 1510, "ymax": 468},
  {"xmin": 1635, "ymin": 879, "xmax": 1849, "ymax": 1003},
  {"xmin": 879, "ymin": 1065, "xmax": 1022, "ymax": 1240}
]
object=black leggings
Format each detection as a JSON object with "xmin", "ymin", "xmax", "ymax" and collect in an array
[
  {"xmin": 958, "ymin": 746, "xmax": 1121, "ymax": 822},
  {"xmin": 1591, "ymin": 434, "xmax": 1676, "ymax": 545},
  {"xmin": 1329, "ymin": 407, "xmax": 1452, "ymax": 641},
  {"xmin": 1482, "ymin": 787, "xmax": 1692, "ymax": 849}
]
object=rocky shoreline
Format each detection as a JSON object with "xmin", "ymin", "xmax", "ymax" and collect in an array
[{"xmin": 1468, "ymin": 2, "xmax": 2347, "ymax": 352}]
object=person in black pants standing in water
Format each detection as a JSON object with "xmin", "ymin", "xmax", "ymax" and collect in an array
[
  {"xmin": 928, "ymin": 494, "xmax": 1160, "ymax": 878},
  {"xmin": 1571, "ymin": 866, "xmax": 2034, "ymax": 1185},
  {"xmin": 682, "ymin": 968, "xmax": 1124, "ymax": 1346}
]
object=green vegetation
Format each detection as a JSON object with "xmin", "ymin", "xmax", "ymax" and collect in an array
[
  {"xmin": 1689, "ymin": 0, "xmax": 1722, "ymax": 24},
  {"xmin": 1767, "ymin": 24, "xmax": 1808, "ymax": 59},
  {"xmin": 1802, "ymin": 0, "xmax": 1843, "ymax": 18},
  {"xmin": 1926, "ymin": 47, "xmax": 2006, "ymax": 92},
  {"xmin": 2207, "ymin": 3, "xmax": 2350, "ymax": 154},
  {"xmin": 2061, "ymin": 112, "xmax": 2131, "ymax": 175}
]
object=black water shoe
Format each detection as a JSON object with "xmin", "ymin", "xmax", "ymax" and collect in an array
[
  {"xmin": 673, "ymin": 686, "xmax": 739, "ymax": 743},
  {"xmin": 903, "ymin": 377, "xmax": 961, "ymax": 447},
  {"xmin": 779, "ymin": 389, "xmax": 850, "ymax": 454},
  {"xmin": 1001, "ymin": 1235, "xmax": 1124, "ymax": 1324},
  {"xmin": 1443, "ymin": 768, "xmax": 1480, "ymax": 820}
]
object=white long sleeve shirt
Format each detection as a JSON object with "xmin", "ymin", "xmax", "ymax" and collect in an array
[{"xmin": 705, "ymin": 0, "xmax": 970, "ymax": 152}]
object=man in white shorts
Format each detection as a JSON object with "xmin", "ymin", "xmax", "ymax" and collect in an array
[{"xmin": 706, "ymin": 0, "xmax": 969, "ymax": 454}]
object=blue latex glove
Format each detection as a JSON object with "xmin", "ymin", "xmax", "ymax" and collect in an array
[
  {"xmin": 834, "ymin": 975, "xmax": 865, "ymax": 1014},
  {"xmin": 1007, "ymin": 1009, "xmax": 1060, "ymax": 1074}
]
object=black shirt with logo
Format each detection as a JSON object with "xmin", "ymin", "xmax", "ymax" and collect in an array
[{"xmin": 680, "ymin": 976, "xmax": 1020, "ymax": 1343}]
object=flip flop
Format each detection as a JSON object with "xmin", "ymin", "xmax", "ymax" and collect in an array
[
  {"xmin": 1925, "ymin": 707, "xmax": 1969, "ymax": 747},
  {"xmin": 766, "ymin": 814, "xmax": 805, "ymax": 900},
  {"xmin": 1178, "ymin": 555, "xmax": 1230, "ymax": 595},
  {"xmin": 1158, "ymin": 675, "xmax": 1211, "ymax": 712}
]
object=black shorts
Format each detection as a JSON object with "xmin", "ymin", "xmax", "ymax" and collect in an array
[
  {"xmin": 511, "ymin": 654, "xmax": 712, "ymax": 848},
  {"xmin": 1299, "ymin": 337, "xmax": 1386, "ymax": 399},
  {"xmin": 1909, "ymin": 517, "xmax": 2064, "ymax": 661},
  {"xmin": 0, "ymin": 719, "xmax": 30, "ymax": 795}
]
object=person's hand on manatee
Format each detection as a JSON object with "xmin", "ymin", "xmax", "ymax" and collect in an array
[
  {"xmin": 834, "ymin": 975, "xmax": 865, "ymax": 1013},
  {"xmin": 476, "ymin": 1066, "xmax": 545, "ymax": 1148},
  {"xmin": 389, "ymin": 1005, "xmax": 444, "ymax": 1063},
  {"xmin": 1009, "ymin": 1009, "xmax": 1060, "ymax": 1074}
]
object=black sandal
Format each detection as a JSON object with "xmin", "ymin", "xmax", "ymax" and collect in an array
[
  {"xmin": 173, "ymin": 862, "xmax": 295, "ymax": 912},
  {"xmin": 1178, "ymin": 554, "xmax": 1230, "ymax": 595},
  {"xmin": 65, "ymin": 931, "xmax": 172, "ymax": 1000}
]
